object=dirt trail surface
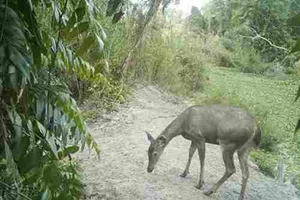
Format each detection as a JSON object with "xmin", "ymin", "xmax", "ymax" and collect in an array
[{"xmin": 76, "ymin": 85, "xmax": 299, "ymax": 200}]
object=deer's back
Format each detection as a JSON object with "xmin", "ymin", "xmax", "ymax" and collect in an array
[{"xmin": 182, "ymin": 105, "xmax": 257, "ymax": 145}]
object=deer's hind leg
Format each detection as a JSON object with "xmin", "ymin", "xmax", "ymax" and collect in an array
[
  {"xmin": 203, "ymin": 143, "xmax": 236, "ymax": 196},
  {"xmin": 237, "ymin": 145, "xmax": 252, "ymax": 200},
  {"xmin": 181, "ymin": 141, "xmax": 197, "ymax": 177}
]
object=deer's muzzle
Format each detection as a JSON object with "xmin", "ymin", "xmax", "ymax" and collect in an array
[{"xmin": 147, "ymin": 166, "xmax": 154, "ymax": 173}]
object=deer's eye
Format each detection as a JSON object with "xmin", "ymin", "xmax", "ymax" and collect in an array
[{"xmin": 153, "ymin": 152, "xmax": 158, "ymax": 157}]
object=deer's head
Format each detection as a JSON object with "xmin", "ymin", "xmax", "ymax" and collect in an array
[{"xmin": 146, "ymin": 132, "xmax": 167, "ymax": 173}]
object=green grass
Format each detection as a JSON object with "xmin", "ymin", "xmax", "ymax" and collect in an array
[{"xmin": 195, "ymin": 67, "xmax": 300, "ymax": 186}]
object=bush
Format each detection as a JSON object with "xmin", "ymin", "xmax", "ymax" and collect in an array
[
  {"xmin": 229, "ymin": 40, "xmax": 269, "ymax": 74},
  {"xmin": 128, "ymin": 16, "xmax": 207, "ymax": 96}
]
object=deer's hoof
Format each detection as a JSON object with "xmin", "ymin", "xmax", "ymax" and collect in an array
[
  {"xmin": 180, "ymin": 171, "xmax": 188, "ymax": 178},
  {"xmin": 194, "ymin": 182, "xmax": 204, "ymax": 190},
  {"xmin": 203, "ymin": 189, "xmax": 214, "ymax": 196}
]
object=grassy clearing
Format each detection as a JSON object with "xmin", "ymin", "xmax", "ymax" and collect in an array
[{"xmin": 195, "ymin": 67, "xmax": 300, "ymax": 186}]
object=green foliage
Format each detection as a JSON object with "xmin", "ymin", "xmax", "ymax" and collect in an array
[
  {"xmin": 189, "ymin": 0, "xmax": 300, "ymax": 74},
  {"xmin": 177, "ymin": 50, "xmax": 205, "ymax": 92},
  {"xmin": 251, "ymin": 150, "xmax": 278, "ymax": 178},
  {"xmin": 228, "ymin": 39, "xmax": 269, "ymax": 74},
  {"xmin": 128, "ymin": 12, "xmax": 221, "ymax": 95},
  {"xmin": 0, "ymin": 0, "xmax": 108, "ymax": 198}
]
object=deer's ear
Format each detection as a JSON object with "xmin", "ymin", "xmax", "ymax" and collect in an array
[
  {"xmin": 157, "ymin": 135, "xmax": 167, "ymax": 147},
  {"xmin": 146, "ymin": 131, "xmax": 155, "ymax": 143}
]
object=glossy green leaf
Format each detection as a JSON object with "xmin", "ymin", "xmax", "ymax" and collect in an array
[
  {"xmin": 46, "ymin": 134, "xmax": 58, "ymax": 158},
  {"xmin": 36, "ymin": 121, "xmax": 46, "ymax": 136},
  {"xmin": 51, "ymin": 37, "xmax": 57, "ymax": 53},
  {"xmin": 53, "ymin": 3, "xmax": 60, "ymax": 23}
]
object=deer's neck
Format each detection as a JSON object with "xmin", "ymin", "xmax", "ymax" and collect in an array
[{"xmin": 159, "ymin": 120, "xmax": 182, "ymax": 144}]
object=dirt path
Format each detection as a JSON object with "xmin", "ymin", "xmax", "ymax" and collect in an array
[{"xmin": 76, "ymin": 85, "xmax": 299, "ymax": 200}]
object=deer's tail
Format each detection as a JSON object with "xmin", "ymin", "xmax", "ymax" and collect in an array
[{"xmin": 253, "ymin": 125, "xmax": 262, "ymax": 148}]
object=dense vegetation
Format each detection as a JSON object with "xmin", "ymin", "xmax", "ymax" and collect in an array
[{"xmin": 1, "ymin": 0, "xmax": 300, "ymax": 199}]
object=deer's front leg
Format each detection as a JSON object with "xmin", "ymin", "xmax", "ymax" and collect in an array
[
  {"xmin": 180, "ymin": 141, "xmax": 197, "ymax": 178},
  {"xmin": 195, "ymin": 141, "xmax": 206, "ymax": 189},
  {"xmin": 203, "ymin": 144, "xmax": 236, "ymax": 196}
]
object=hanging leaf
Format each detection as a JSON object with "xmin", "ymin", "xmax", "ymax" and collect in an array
[
  {"xmin": 96, "ymin": 35, "xmax": 104, "ymax": 51},
  {"xmin": 51, "ymin": 37, "xmax": 57, "ymax": 53},
  {"xmin": 52, "ymin": 3, "xmax": 61, "ymax": 23},
  {"xmin": 101, "ymin": 28, "xmax": 107, "ymax": 40},
  {"xmin": 106, "ymin": 0, "xmax": 122, "ymax": 17},
  {"xmin": 36, "ymin": 121, "xmax": 47, "ymax": 136},
  {"xmin": 46, "ymin": 134, "xmax": 58, "ymax": 158}
]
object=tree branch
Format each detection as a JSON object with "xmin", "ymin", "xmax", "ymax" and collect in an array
[{"xmin": 239, "ymin": 28, "xmax": 288, "ymax": 52}]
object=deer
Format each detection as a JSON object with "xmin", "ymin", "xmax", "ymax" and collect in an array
[{"xmin": 146, "ymin": 105, "xmax": 261, "ymax": 200}]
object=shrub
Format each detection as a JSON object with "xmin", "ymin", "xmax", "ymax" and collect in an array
[
  {"xmin": 128, "ymin": 16, "xmax": 207, "ymax": 96},
  {"xmin": 229, "ymin": 40, "xmax": 269, "ymax": 74}
]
